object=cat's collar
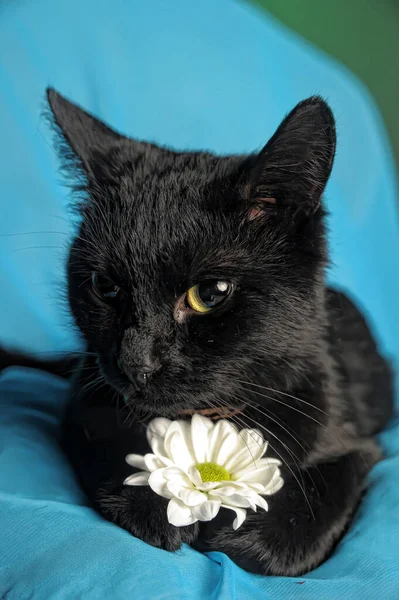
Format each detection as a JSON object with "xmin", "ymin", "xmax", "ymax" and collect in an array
[{"xmin": 178, "ymin": 405, "xmax": 245, "ymax": 421}]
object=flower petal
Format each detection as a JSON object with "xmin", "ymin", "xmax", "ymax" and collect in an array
[
  {"xmin": 197, "ymin": 481, "xmax": 252, "ymax": 494},
  {"xmin": 123, "ymin": 471, "xmax": 150, "ymax": 486},
  {"xmin": 234, "ymin": 463, "xmax": 275, "ymax": 484},
  {"xmin": 191, "ymin": 414, "xmax": 214, "ymax": 463},
  {"xmin": 192, "ymin": 500, "xmax": 221, "ymax": 522},
  {"xmin": 148, "ymin": 469, "xmax": 173, "ymax": 499},
  {"xmin": 234, "ymin": 428, "xmax": 263, "ymax": 450},
  {"xmin": 233, "ymin": 510, "xmax": 247, "ymax": 529},
  {"xmin": 226, "ymin": 430, "xmax": 267, "ymax": 472},
  {"xmin": 163, "ymin": 467, "xmax": 196, "ymax": 501},
  {"xmin": 214, "ymin": 493, "xmax": 254, "ymax": 508},
  {"xmin": 255, "ymin": 457, "xmax": 282, "ymax": 468},
  {"xmin": 215, "ymin": 486, "xmax": 269, "ymax": 512},
  {"xmin": 262, "ymin": 471, "xmax": 284, "ymax": 496},
  {"xmin": 167, "ymin": 498, "xmax": 197, "ymax": 526},
  {"xmin": 147, "ymin": 418, "xmax": 171, "ymax": 447},
  {"xmin": 223, "ymin": 446, "xmax": 252, "ymax": 472},
  {"xmin": 245, "ymin": 482, "xmax": 266, "ymax": 493},
  {"xmin": 196, "ymin": 480, "xmax": 224, "ymax": 492},
  {"xmin": 147, "ymin": 440, "xmax": 173, "ymax": 467},
  {"xmin": 246, "ymin": 498, "xmax": 258, "ymax": 511},
  {"xmin": 188, "ymin": 466, "xmax": 202, "ymax": 487},
  {"xmin": 164, "ymin": 421, "xmax": 196, "ymax": 470},
  {"xmin": 216, "ymin": 430, "xmax": 240, "ymax": 467},
  {"xmin": 146, "ymin": 419, "xmax": 173, "ymax": 466},
  {"xmin": 163, "ymin": 466, "xmax": 192, "ymax": 485},
  {"xmin": 169, "ymin": 433, "xmax": 195, "ymax": 471},
  {"xmin": 179, "ymin": 488, "xmax": 208, "ymax": 507},
  {"xmin": 207, "ymin": 484, "xmax": 243, "ymax": 497},
  {"xmin": 143, "ymin": 453, "xmax": 164, "ymax": 472},
  {"xmin": 125, "ymin": 453, "xmax": 147, "ymax": 470},
  {"xmin": 221, "ymin": 505, "xmax": 247, "ymax": 530},
  {"xmin": 236, "ymin": 465, "xmax": 284, "ymax": 496},
  {"xmin": 166, "ymin": 479, "xmax": 188, "ymax": 498},
  {"xmin": 253, "ymin": 494, "xmax": 269, "ymax": 512},
  {"xmin": 207, "ymin": 420, "xmax": 238, "ymax": 464},
  {"xmin": 224, "ymin": 442, "xmax": 267, "ymax": 473}
]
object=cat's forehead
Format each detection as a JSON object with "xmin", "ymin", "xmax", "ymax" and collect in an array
[
  {"xmin": 120, "ymin": 149, "xmax": 241, "ymax": 200},
  {"xmin": 114, "ymin": 150, "xmax": 241, "ymax": 235},
  {"xmin": 83, "ymin": 151, "xmax": 245, "ymax": 283}
]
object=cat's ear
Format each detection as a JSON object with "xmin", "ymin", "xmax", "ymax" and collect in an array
[
  {"xmin": 245, "ymin": 97, "xmax": 336, "ymax": 218},
  {"xmin": 46, "ymin": 88, "xmax": 124, "ymax": 178}
]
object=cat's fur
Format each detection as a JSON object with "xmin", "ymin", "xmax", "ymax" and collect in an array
[{"xmin": 1, "ymin": 89, "xmax": 393, "ymax": 576}]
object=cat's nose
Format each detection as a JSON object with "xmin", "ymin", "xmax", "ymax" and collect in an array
[
  {"xmin": 135, "ymin": 364, "xmax": 155, "ymax": 385},
  {"xmin": 117, "ymin": 359, "xmax": 159, "ymax": 386}
]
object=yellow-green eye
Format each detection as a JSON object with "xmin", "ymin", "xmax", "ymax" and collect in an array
[{"xmin": 186, "ymin": 280, "xmax": 232, "ymax": 313}]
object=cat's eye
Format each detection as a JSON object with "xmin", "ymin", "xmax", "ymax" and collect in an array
[
  {"xmin": 91, "ymin": 272, "xmax": 120, "ymax": 301},
  {"xmin": 185, "ymin": 280, "xmax": 232, "ymax": 313}
]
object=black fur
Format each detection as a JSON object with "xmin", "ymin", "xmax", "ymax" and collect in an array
[{"xmin": 1, "ymin": 89, "xmax": 394, "ymax": 576}]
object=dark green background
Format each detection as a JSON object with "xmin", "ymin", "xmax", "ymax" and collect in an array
[{"xmin": 253, "ymin": 0, "xmax": 399, "ymax": 169}]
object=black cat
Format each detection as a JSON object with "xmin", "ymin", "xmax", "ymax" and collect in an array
[{"xmin": 1, "ymin": 89, "xmax": 393, "ymax": 576}]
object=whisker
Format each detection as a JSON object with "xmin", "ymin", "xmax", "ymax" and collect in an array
[
  {"xmin": 244, "ymin": 398, "xmax": 311, "ymax": 455},
  {"xmin": 0, "ymin": 231, "xmax": 69, "ymax": 237},
  {"xmin": 232, "ymin": 393, "xmax": 315, "ymax": 458},
  {"xmin": 13, "ymin": 245, "xmax": 63, "ymax": 251},
  {"xmin": 220, "ymin": 394, "xmax": 303, "ymax": 471},
  {"xmin": 236, "ymin": 378, "xmax": 329, "ymax": 417},
  {"xmin": 239, "ymin": 384, "xmax": 350, "ymax": 453},
  {"xmin": 49, "ymin": 214, "xmax": 71, "ymax": 224},
  {"xmin": 78, "ymin": 375, "xmax": 104, "ymax": 391},
  {"xmin": 231, "ymin": 395, "xmax": 324, "ymax": 495},
  {"xmin": 238, "ymin": 384, "xmax": 361, "ymax": 476},
  {"xmin": 203, "ymin": 397, "xmax": 257, "ymax": 468},
  {"xmin": 32, "ymin": 351, "xmax": 97, "ymax": 357},
  {"xmin": 78, "ymin": 375, "xmax": 106, "ymax": 397},
  {"xmin": 218, "ymin": 400, "xmax": 315, "ymax": 519},
  {"xmin": 60, "ymin": 363, "xmax": 95, "ymax": 377}
]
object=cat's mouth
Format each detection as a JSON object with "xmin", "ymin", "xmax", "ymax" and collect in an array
[
  {"xmin": 96, "ymin": 353, "xmax": 246, "ymax": 419},
  {"xmin": 96, "ymin": 355, "xmax": 191, "ymax": 415},
  {"xmin": 117, "ymin": 378, "xmax": 248, "ymax": 421},
  {"xmin": 119, "ymin": 388, "xmax": 246, "ymax": 420}
]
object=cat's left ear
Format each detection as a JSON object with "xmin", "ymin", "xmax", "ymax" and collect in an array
[
  {"xmin": 46, "ymin": 88, "xmax": 125, "ymax": 178},
  {"xmin": 244, "ymin": 97, "xmax": 336, "ymax": 218}
]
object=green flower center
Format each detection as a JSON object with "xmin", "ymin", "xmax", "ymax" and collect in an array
[{"xmin": 196, "ymin": 462, "xmax": 231, "ymax": 483}]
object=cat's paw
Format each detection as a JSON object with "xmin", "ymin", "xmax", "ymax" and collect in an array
[{"xmin": 96, "ymin": 485, "xmax": 199, "ymax": 551}]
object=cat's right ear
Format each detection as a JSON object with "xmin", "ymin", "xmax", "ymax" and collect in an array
[
  {"xmin": 46, "ymin": 88, "xmax": 123, "ymax": 178},
  {"xmin": 243, "ymin": 97, "xmax": 336, "ymax": 220}
]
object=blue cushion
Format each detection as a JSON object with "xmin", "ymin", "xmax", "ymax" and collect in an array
[
  {"xmin": 0, "ymin": 0, "xmax": 398, "ymax": 598},
  {"xmin": 1, "ymin": 369, "xmax": 398, "ymax": 599}
]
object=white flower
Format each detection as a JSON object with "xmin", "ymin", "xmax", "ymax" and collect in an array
[{"xmin": 124, "ymin": 414, "xmax": 284, "ymax": 529}]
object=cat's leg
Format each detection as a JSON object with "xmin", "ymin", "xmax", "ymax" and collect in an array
[
  {"xmin": 63, "ymin": 398, "xmax": 199, "ymax": 552},
  {"xmin": 97, "ymin": 484, "xmax": 199, "ymax": 551},
  {"xmin": 195, "ymin": 443, "xmax": 380, "ymax": 576}
]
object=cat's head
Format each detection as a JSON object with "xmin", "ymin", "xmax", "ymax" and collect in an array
[{"xmin": 48, "ymin": 89, "xmax": 335, "ymax": 417}]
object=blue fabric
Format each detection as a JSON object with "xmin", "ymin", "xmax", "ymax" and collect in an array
[
  {"xmin": 0, "ymin": 368, "xmax": 398, "ymax": 600},
  {"xmin": 0, "ymin": 0, "xmax": 398, "ymax": 598}
]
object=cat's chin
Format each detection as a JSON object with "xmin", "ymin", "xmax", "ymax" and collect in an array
[
  {"xmin": 99, "ymin": 360, "xmax": 239, "ymax": 420},
  {"xmin": 120, "ymin": 393, "xmax": 194, "ymax": 420},
  {"xmin": 118, "ymin": 386, "xmax": 215, "ymax": 420}
]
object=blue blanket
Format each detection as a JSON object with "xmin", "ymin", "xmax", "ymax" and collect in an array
[{"xmin": 0, "ymin": 0, "xmax": 398, "ymax": 598}]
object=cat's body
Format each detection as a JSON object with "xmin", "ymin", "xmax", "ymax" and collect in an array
[
  {"xmin": 61, "ymin": 288, "xmax": 391, "ymax": 575},
  {"xmin": 1, "ymin": 90, "xmax": 394, "ymax": 576}
]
